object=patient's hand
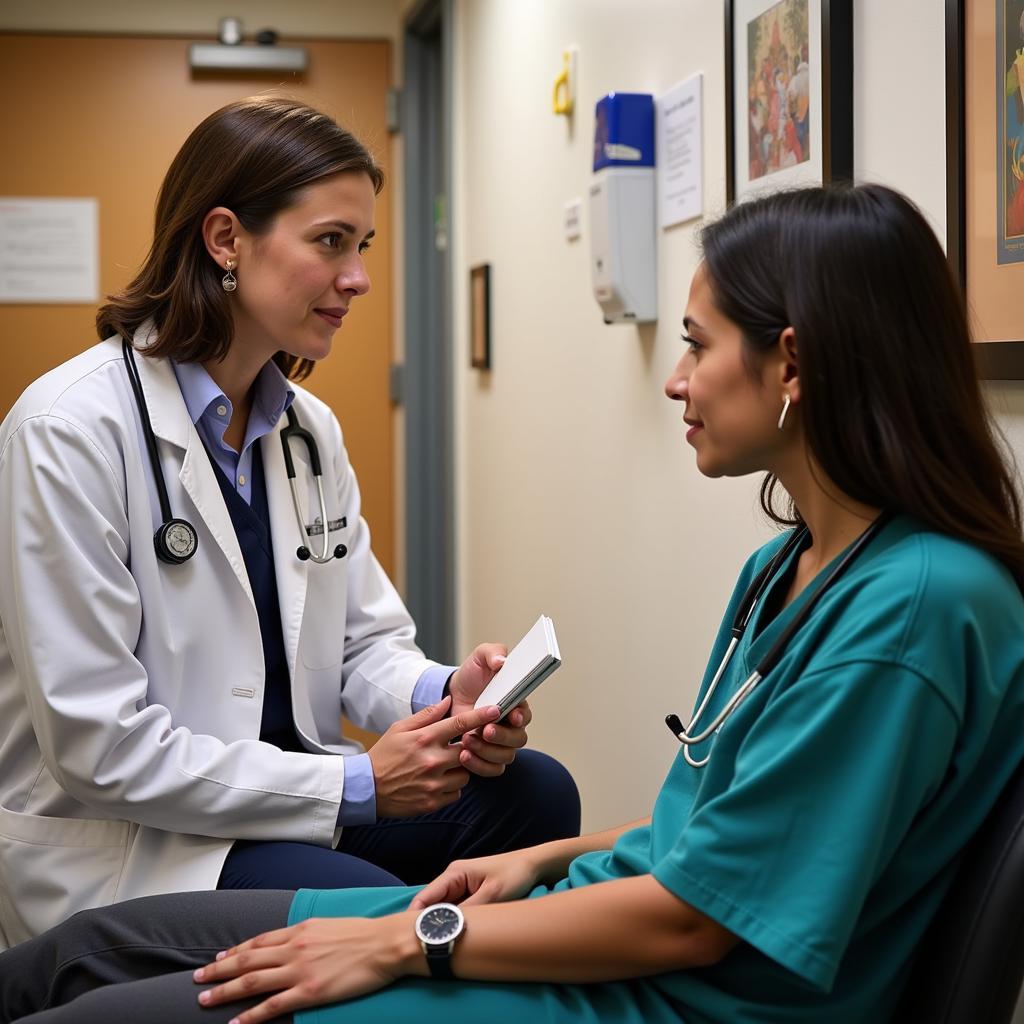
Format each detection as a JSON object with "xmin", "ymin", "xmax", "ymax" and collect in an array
[
  {"xmin": 410, "ymin": 848, "xmax": 544, "ymax": 911},
  {"xmin": 193, "ymin": 913, "xmax": 417, "ymax": 1023}
]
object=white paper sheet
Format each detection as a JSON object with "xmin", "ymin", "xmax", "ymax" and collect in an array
[
  {"xmin": 0, "ymin": 197, "xmax": 99, "ymax": 303},
  {"xmin": 656, "ymin": 75, "xmax": 703, "ymax": 229}
]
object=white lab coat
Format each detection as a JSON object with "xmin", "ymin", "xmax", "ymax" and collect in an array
[{"xmin": 0, "ymin": 329, "xmax": 437, "ymax": 949}]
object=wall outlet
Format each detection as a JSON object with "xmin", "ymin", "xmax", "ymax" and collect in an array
[{"xmin": 564, "ymin": 197, "xmax": 582, "ymax": 242}]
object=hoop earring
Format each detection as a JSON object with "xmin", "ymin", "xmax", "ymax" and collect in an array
[
  {"xmin": 221, "ymin": 259, "xmax": 237, "ymax": 293},
  {"xmin": 777, "ymin": 394, "xmax": 792, "ymax": 431}
]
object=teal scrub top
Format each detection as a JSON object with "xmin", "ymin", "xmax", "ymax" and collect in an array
[{"xmin": 292, "ymin": 517, "xmax": 1024, "ymax": 1024}]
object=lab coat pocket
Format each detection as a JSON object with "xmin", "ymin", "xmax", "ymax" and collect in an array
[
  {"xmin": 292, "ymin": 661, "xmax": 346, "ymax": 747},
  {"xmin": 0, "ymin": 805, "xmax": 131, "ymax": 947}
]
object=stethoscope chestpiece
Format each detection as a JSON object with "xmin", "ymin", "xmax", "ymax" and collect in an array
[{"xmin": 154, "ymin": 519, "xmax": 199, "ymax": 564}]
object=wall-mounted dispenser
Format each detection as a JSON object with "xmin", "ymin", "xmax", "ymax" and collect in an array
[{"xmin": 589, "ymin": 92, "xmax": 657, "ymax": 324}]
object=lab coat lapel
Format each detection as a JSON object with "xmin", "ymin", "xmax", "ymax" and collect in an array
[
  {"xmin": 131, "ymin": 333, "xmax": 254, "ymax": 607},
  {"xmin": 264, "ymin": 414, "xmax": 310, "ymax": 681},
  {"xmin": 177, "ymin": 440, "xmax": 254, "ymax": 606}
]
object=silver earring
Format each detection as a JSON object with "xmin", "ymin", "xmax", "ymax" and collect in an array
[
  {"xmin": 221, "ymin": 259, "xmax": 237, "ymax": 293},
  {"xmin": 777, "ymin": 394, "xmax": 792, "ymax": 431}
]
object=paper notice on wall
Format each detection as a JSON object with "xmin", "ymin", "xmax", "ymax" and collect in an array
[
  {"xmin": 656, "ymin": 75, "xmax": 703, "ymax": 229},
  {"xmin": 0, "ymin": 197, "xmax": 99, "ymax": 303}
]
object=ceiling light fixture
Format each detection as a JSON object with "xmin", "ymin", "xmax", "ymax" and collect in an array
[{"xmin": 189, "ymin": 17, "xmax": 308, "ymax": 72}]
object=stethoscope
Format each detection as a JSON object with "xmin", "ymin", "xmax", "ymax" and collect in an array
[
  {"xmin": 666, "ymin": 510, "xmax": 893, "ymax": 768},
  {"xmin": 122, "ymin": 340, "xmax": 347, "ymax": 566}
]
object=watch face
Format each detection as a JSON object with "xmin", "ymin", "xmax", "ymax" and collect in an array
[{"xmin": 416, "ymin": 904, "xmax": 463, "ymax": 944}]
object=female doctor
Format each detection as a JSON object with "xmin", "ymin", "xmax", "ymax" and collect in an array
[
  {"xmin": 0, "ymin": 96, "xmax": 579, "ymax": 949},
  {"xmin": 5, "ymin": 185, "xmax": 1024, "ymax": 1024}
]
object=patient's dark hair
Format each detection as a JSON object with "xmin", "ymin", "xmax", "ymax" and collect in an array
[
  {"xmin": 700, "ymin": 183, "xmax": 1024, "ymax": 587},
  {"xmin": 96, "ymin": 95, "xmax": 384, "ymax": 382}
]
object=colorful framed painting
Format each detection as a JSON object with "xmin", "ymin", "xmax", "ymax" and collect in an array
[
  {"xmin": 724, "ymin": 0, "xmax": 853, "ymax": 204},
  {"xmin": 469, "ymin": 263, "xmax": 491, "ymax": 370},
  {"xmin": 946, "ymin": 0, "xmax": 1024, "ymax": 379}
]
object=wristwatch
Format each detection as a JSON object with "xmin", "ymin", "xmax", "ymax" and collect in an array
[{"xmin": 414, "ymin": 902, "xmax": 466, "ymax": 979}]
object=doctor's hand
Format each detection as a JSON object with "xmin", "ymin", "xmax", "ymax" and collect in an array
[
  {"xmin": 367, "ymin": 697, "xmax": 502, "ymax": 818},
  {"xmin": 448, "ymin": 643, "xmax": 533, "ymax": 777}
]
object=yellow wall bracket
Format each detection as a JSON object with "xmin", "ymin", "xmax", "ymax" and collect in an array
[{"xmin": 552, "ymin": 47, "xmax": 577, "ymax": 117}]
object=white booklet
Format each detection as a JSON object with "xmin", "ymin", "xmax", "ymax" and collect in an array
[{"xmin": 474, "ymin": 615, "xmax": 561, "ymax": 721}]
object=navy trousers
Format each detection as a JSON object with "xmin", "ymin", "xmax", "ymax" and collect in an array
[{"xmin": 218, "ymin": 748, "xmax": 580, "ymax": 890}]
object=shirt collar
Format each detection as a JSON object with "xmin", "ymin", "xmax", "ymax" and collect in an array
[
  {"xmin": 252, "ymin": 359, "xmax": 296, "ymax": 426},
  {"xmin": 171, "ymin": 358, "xmax": 295, "ymax": 432}
]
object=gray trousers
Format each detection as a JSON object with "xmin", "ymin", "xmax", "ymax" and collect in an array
[{"xmin": 0, "ymin": 890, "xmax": 293, "ymax": 1023}]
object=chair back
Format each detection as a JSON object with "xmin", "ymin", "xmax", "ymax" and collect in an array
[{"xmin": 895, "ymin": 759, "xmax": 1024, "ymax": 1022}]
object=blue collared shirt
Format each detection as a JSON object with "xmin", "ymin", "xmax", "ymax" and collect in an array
[
  {"xmin": 172, "ymin": 357, "xmax": 294, "ymax": 504},
  {"xmin": 171, "ymin": 358, "xmax": 451, "ymax": 826}
]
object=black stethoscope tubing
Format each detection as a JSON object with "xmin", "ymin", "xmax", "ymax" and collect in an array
[
  {"xmin": 122, "ymin": 340, "xmax": 345, "ymax": 566},
  {"xmin": 123, "ymin": 340, "xmax": 199, "ymax": 564},
  {"xmin": 666, "ymin": 510, "xmax": 894, "ymax": 763}
]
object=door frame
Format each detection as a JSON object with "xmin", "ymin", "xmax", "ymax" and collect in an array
[{"xmin": 401, "ymin": 0, "xmax": 456, "ymax": 662}]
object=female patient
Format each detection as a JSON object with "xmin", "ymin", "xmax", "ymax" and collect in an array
[{"xmin": 4, "ymin": 184, "xmax": 1024, "ymax": 1024}]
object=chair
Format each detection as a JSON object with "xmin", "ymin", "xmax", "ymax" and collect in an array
[{"xmin": 894, "ymin": 758, "xmax": 1024, "ymax": 1022}]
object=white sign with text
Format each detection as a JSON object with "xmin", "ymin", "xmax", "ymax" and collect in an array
[
  {"xmin": 0, "ymin": 197, "xmax": 99, "ymax": 303},
  {"xmin": 656, "ymin": 75, "xmax": 703, "ymax": 228}
]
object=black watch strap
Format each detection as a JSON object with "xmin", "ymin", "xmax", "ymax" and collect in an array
[{"xmin": 424, "ymin": 942, "xmax": 456, "ymax": 980}]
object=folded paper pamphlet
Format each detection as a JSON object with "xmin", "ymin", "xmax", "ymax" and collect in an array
[{"xmin": 474, "ymin": 615, "xmax": 561, "ymax": 720}]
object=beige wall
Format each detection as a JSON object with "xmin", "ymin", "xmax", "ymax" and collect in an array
[
  {"xmin": 449, "ymin": 0, "xmax": 1024, "ymax": 833},
  {"xmin": 451, "ymin": 0, "xmax": 753, "ymax": 833}
]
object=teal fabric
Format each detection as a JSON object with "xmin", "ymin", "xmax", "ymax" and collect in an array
[
  {"xmin": 291, "ymin": 518, "xmax": 1024, "ymax": 1024},
  {"xmin": 288, "ymin": 886, "xmax": 679, "ymax": 1023}
]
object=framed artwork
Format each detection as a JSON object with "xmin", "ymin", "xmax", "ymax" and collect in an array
[
  {"xmin": 946, "ymin": 0, "xmax": 1024, "ymax": 379},
  {"xmin": 469, "ymin": 263, "xmax": 491, "ymax": 370},
  {"xmin": 725, "ymin": 0, "xmax": 853, "ymax": 203}
]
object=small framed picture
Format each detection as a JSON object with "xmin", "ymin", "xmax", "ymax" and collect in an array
[
  {"xmin": 470, "ymin": 263, "xmax": 491, "ymax": 370},
  {"xmin": 725, "ymin": 0, "xmax": 853, "ymax": 203},
  {"xmin": 946, "ymin": 0, "xmax": 1024, "ymax": 379}
]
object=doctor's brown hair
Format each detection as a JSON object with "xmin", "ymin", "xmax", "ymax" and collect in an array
[
  {"xmin": 96, "ymin": 96, "xmax": 384, "ymax": 381},
  {"xmin": 700, "ymin": 183, "xmax": 1024, "ymax": 588}
]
